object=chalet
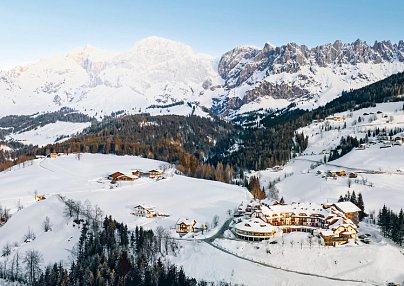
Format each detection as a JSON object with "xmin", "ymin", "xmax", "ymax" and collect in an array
[
  {"xmin": 336, "ymin": 170, "xmax": 346, "ymax": 176},
  {"xmin": 394, "ymin": 134, "xmax": 404, "ymax": 144},
  {"xmin": 356, "ymin": 144, "xmax": 366, "ymax": 150},
  {"xmin": 349, "ymin": 172, "xmax": 358, "ymax": 178},
  {"xmin": 321, "ymin": 216, "xmax": 358, "ymax": 246},
  {"xmin": 47, "ymin": 153, "xmax": 58, "ymax": 158},
  {"xmin": 148, "ymin": 169, "xmax": 163, "ymax": 179},
  {"xmin": 108, "ymin": 171, "xmax": 125, "ymax": 180},
  {"xmin": 113, "ymin": 174, "xmax": 137, "ymax": 182},
  {"xmin": 132, "ymin": 205, "xmax": 156, "ymax": 218},
  {"xmin": 333, "ymin": 201, "xmax": 361, "ymax": 225},
  {"xmin": 326, "ymin": 115, "xmax": 344, "ymax": 122},
  {"xmin": 36, "ymin": 195, "xmax": 46, "ymax": 201},
  {"xmin": 108, "ymin": 170, "xmax": 140, "ymax": 183},
  {"xmin": 131, "ymin": 170, "xmax": 141, "ymax": 177},
  {"xmin": 327, "ymin": 171, "xmax": 337, "ymax": 177},
  {"xmin": 176, "ymin": 218, "xmax": 196, "ymax": 233}
]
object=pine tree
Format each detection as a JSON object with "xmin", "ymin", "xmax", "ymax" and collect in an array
[
  {"xmin": 357, "ymin": 193, "xmax": 365, "ymax": 220},
  {"xmin": 350, "ymin": 191, "xmax": 357, "ymax": 205}
]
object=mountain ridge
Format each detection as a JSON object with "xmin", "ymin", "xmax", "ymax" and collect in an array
[{"xmin": 1, "ymin": 37, "xmax": 403, "ymax": 119}]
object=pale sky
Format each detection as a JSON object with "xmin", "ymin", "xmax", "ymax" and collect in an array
[{"xmin": 0, "ymin": 0, "xmax": 403, "ymax": 69}]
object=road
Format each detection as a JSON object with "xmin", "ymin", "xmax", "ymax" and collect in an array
[
  {"xmin": 200, "ymin": 217, "xmax": 376, "ymax": 285},
  {"xmin": 294, "ymin": 157, "xmax": 403, "ymax": 175}
]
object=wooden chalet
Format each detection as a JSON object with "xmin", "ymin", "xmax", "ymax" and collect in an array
[
  {"xmin": 36, "ymin": 195, "xmax": 46, "ymax": 201},
  {"xmin": 336, "ymin": 170, "xmax": 346, "ymax": 176},
  {"xmin": 148, "ymin": 169, "xmax": 163, "ymax": 179},
  {"xmin": 108, "ymin": 171, "xmax": 125, "ymax": 180},
  {"xmin": 176, "ymin": 218, "xmax": 197, "ymax": 233},
  {"xmin": 132, "ymin": 205, "xmax": 156, "ymax": 218},
  {"xmin": 349, "ymin": 172, "xmax": 358, "ymax": 178},
  {"xmin": 109, "ymin": 171, "xmax": 138, "ymax": 183},
  {"xmin": 131, "ymin": 170, "xmax": 141, "ymax": 177},
  {"xmin": 333, "ymin": 201, "xmax": 361, "ymax": 225}
]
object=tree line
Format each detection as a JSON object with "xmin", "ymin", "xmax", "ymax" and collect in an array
[
  {"xmin": 378, "ymin": 205, "xmax": 404, "ymax": 246},
  {"xmin": 211, "ymin": 71, "xmax": 404, "ymax": 170}
]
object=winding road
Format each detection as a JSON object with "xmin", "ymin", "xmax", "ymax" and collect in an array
[{"xmin": 200, "ymin": 217, "xmax": 376, "ymax": 285}]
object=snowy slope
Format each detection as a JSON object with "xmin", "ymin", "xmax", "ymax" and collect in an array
[
  {"xmin": 1, "ymin": 155, "xmax": 404, "ymax": 285},
  {"xmin": 0, "ymin": 154, "xmax": 248, "ymax": 262},
  {"xmin": 251, "ymin": 101, "xmax": 404, "ymax": 212},
  {"xmin": 6, "ymin": 121, "xmax": 91, "ymax": 147},
  {"xmin": 0, "ymin": 196, "xmax": 80, "ymax": 265}
]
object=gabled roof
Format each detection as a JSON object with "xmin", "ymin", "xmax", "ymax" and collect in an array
[
  {"xmin": 334, "ymin": 201, "xmax": 361, "ymax": 213},
  {"xmin": 110, "ymin": 171, "xmax": 125, "ymax": 177},
  {"xmin": 234, "ymin": 218, "xmax": 276, "ymax": 233},
  {"xmin": 134, "ymin": 204, "xmax": 155, "ymax": 211},
  {"xmin": 149, "ymin": 169, "xmax": 162, "ymax": 173},
  {"xmin": 116, "ymin": 174, "xmax": 138, "ymax": 180},
  {"xmin": 176, "ymin": 218, "xmax": 196, "ymax": 226}
]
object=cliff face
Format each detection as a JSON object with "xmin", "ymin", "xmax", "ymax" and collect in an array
[{"xmin": 215, "ymin": 40, "xmax": 404, "ymax": 116}]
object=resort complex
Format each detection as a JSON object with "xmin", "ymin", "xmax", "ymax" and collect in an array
[{"xmin": 233, "ymin": 200, "xmax": 360, "ymax": 246}]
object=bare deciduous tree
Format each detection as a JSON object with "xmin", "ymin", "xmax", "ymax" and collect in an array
[
  {"xmin": 43, "ymin": 216, "xmax": 52, "ymax": 232},
  {"xmin": 24, "ymin": 249, "xmax": 43, "ymax": 285}
]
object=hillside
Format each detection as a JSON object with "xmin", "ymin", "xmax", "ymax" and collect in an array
[{"xmin": 211, "ymin": 71, "xmax": 404, "ymax": 171}]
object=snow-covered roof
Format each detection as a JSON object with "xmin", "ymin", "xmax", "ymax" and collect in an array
[
  {"xmin": 134, "ymin": 204, "xmax": 155, "ymax": 210},
  {"xmin": 320, "ymin": 229, "xmax": 334, "ymax": 237},
  {"xmin": 149, "ymin": 169, "xmax": 162, "ymax": 173},
  {"xmin": 176, "ymin": 218, "xmax": 196, "ymax": 226},
  {"xmin": 117, "ymin": 174, "xmax": 138, "ymax": 179},
  {"xmin": 264, "ymin": 202, "xmax": 327, "ymax": 217},
  {"xmin": 234, "ymin": 218, "xmax": 276, "ymax": 234},
  {"xmin": 333, "ymin": 201, "xmax": 361, "ymax": 213}
]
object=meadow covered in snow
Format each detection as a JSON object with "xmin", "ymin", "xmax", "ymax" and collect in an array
[{"xmin": 1, "ymin": 103, "xmax": 404, "ymax": 285}]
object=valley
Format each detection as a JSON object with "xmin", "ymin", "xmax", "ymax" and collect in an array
[{"xmin": 1, "ymin": 35, "xmax": 404, "ymax": 286}]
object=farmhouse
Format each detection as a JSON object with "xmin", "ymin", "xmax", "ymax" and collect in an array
[
  {"xmin": 36, "ymin": 195, "xmax": 46, "ymax": 201},
  {"xmin": 326, "ymin": 115, "xmax": 344, "ymax": 121},
  {"xmin": 176, "ymin": 218, "xmax": 197, "ymax": 233},
  {"xmin": 108, "ymin": 171, "xmax": 125, "ymax": 180},
  {"xmin": 349, "ymin": 172, "xmax": 358, "ymax": 178},
  {"xmin": 148, "ymin": 169, "xmax": 163, "ymax": 179},
  {"xmin": 108, "ymin": 171, "xmax": 139, "ymax": 183},
  {"xmin": 131, "ymin": 170, "xmax": 141, "ymax": 177},
  {"xmin": 336, "ymin": 170, "xmax": 346, "ymax": 176},
  {"xmin": 132, "ymin": 205, "xmax": 156, "ymax": 218}
]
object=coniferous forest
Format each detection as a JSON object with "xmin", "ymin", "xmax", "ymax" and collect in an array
[
  {"xmin": 378, "ymin": 206, "xmax": 404, "ymax": 246},
  {"xmin": 0, "ymin": 212, "xmax": 220, "ymax": 286}
]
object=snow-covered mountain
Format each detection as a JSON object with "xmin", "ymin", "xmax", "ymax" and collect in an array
[
  {"xmin": 0, "ymin": 36, "xmax": 221, "ymax": 119},
  {"xmin": 1, "ymin": 37, "xmax": 404, "ymax": 119},
  {"xmin": 216, "ymin": 39, "xmax": 404, "ymax": 116}
]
